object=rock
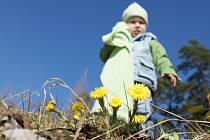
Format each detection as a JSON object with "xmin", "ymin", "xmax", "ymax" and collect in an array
[
  {"xmin": 2, "ymin": 129, "xmax": 47, "ymax": 140},
  {"xmin": 0, "ymin": 115, "xmax": 21, "ymax": 131},
  {"xmin": 12, "ymin": 114, "xmax": 24, "ymax": 128}
]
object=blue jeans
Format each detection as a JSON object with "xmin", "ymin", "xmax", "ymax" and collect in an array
[{"xmin": 134, "ymin": 96, "xmax": 159, "ymax": 138}]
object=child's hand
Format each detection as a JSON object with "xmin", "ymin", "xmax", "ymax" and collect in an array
[{"xmin": 161, "ymin": 73, "xmax": 181, "ymax": 87}]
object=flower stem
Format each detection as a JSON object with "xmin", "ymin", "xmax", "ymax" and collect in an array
[
  {"xmin": 112, "ymin": 107, "xmax": 119, "ymax": 120},
  {"xmin": 54, "ymin": 109, "xmax": 75, "ymax": 129},
  {"xmin": 130, "ymin": 100, "xmax": 138, "ymax": 123},
  {"xmin": 98, "ymin": 98, "xmax": 107, "ymax": 113}
]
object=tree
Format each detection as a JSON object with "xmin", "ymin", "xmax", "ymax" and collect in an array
[
  {"xmin": 177, "ymin": 40, "xmax": 210, "ymax": 120},
  {"xmin": 154, "ymin": 39, "xmax": 210, "ymax": 120}
]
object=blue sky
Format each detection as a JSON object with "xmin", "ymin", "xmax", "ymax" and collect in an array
[{"xmin": 0, "ymin": 0, "xmax": 210, "ymax": 105}]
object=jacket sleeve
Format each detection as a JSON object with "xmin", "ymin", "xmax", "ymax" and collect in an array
[
  {"xmin": 150, "ymin": 40, "xmax": 178, "ymax": 76},
  {"xmin": 100, "ymin": 45, "xmax": 114, "ymax": 63},
  {"xmin": 99, "ymin": 22, "xmax": 132, "ymax": 63},
  {"xmin": 102, "ymin": 22, "xmax": 132, "ymax": 47}
]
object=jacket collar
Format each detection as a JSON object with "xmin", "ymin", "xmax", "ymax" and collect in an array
[{"xmin": 133, "ymin": 32, "xmax": 157, "ymax": 42}]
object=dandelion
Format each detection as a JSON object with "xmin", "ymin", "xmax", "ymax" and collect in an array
[
  {"xmin": 132, "ymin": 115, "xmax": 146, "ymax": 124},
  {"xmin": 46, "ymin": 100, "xmax": 56, "ymax": 112},
  {"xmin": 90, "ymin": 87, "xmax": 108, "ymax": 100},
  {"xmin": 128, "ymin": 83, "xmax": 151, "ymax": 101}
]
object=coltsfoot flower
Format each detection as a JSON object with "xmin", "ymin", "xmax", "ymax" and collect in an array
[
  {"xmin": 73, "ymin": 113, "xmax": 80, "ymax": 121},
  {"xmin": 132, "ymin": 115, "xmax": 146, "ymax": 124},
  {"xmin": 128, "ymin": 83, "xmax": 151, "ymax": 101},
  {"xmin": 71, "ymin": 101, "xmax": 85, "ymax": 113},
  {"xmin": 46, "ymin": 100, "xmax": 56, "ymax": 112},
  {"xmin": 109, "ymin": 96, "xmax": 122, "ymax": 108},
  {"xmin": 90, "ymin": 87, "xmax": 108, "ymax": 100},
  {"xmin": 46, "ymin": 100, "xmax": 74, "ymax": 128}
]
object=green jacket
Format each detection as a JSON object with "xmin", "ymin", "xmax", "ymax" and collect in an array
[
  {"xmin": 100, "ymin": 38, "xmax": 177, "ymax": 77},
  {"xmin": 91, "ymin": 22, "xmax": 177, "ymax": 122}
]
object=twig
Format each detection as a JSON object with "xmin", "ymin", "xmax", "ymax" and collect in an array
[
  {"xmin": 46, "ymin": 127, "xmax": 75, "ymax": 132},
  {"xmin": 73, "ymin": 117, "xmax": 85, "ymax": 140},
  {"xmin": 125, "ymin": 119, "xmax": 174, "ymax": 140},
  {"xmin": 151, "ymin": 103, "xmax": 202, "ymax": 133},
  {"xmin": 193, "ymin": 133, "xmax": 210, "ymax": 140},
  {"xmin": 26, "ymin": 92, "xmax": 31, "ymax": 112},
  {"xmin": 157, "ymin": 131, "xmax": 200, "ymax": 140},
  {"xmin": 151, "ymin": 103, "xmax": 185, "ymax": 120},
  {"xmin": 201, "ymin": 123, "xmax": 210, "ymax": 128},
  {"xmin": 91, "ymin": 124, "xmax": 125, "ymax": 140},
  {"xmin": 1, "ymin": 89, "xmax": 31, "ymax": 102},
  {"xmin": 125, "ymin": 118, "xmax": 210, "ymax": 140},
  {"xmin": 42, "ymin": 78, "xmax": 91, "ymax": 114},
  {"xmin": 20, "ymin": 95, "xmax": 25, "ymax": 111},
  {"xmin": 194, "ymin": 121, "xmax": 206, "ymax": 134},
  {"xmin": 123, "ymin": 82, "xmax": 132, "ymax": 121}
]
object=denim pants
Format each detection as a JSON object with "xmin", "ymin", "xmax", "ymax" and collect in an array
[{"xmin": 134, "ymin": 95, "xmax": 159, "ymax": 138}]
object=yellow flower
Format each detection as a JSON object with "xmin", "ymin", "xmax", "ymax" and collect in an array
[
  {"xmin": 132, "ymin": 115, "xmax": 146, "ymax": 124},
  {"xmin": 73, "ymin": 113, "xmax": 80, "ymax": 121},
  {"xmin": 109, "ymin": 96, "xmax": 122, "ymax": 108},
  {"xmin": 46, "ymin": 100, "xmax": 56, "ymax": 112},
  {"xmin": 71, "ymin": 101, "xmax": 85, "ymax": 113},
  {"xmin": 128, "ymin": 83, "xmax": 151, "ymax": 101},
  {"xmin": 90, "ymin": 87, "xmax": 108, "ymax": 100},
  {"xmin": 188, "ymin": 105, "xmax": 204, "ymax": 114}
]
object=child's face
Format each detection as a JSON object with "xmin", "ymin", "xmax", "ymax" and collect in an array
[{"xmin": 126, "ymin": 16, "xmax": 147, "ymax": 37}]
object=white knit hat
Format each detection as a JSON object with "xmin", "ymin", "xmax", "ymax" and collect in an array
[{"xmin": 122, "ymin": 2, "xmax": 148, "ymax": 25}]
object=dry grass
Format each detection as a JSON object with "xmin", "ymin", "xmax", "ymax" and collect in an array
[{"xmin": 0, "ymin": 78, "xmax": 209, "ymax": 140}]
